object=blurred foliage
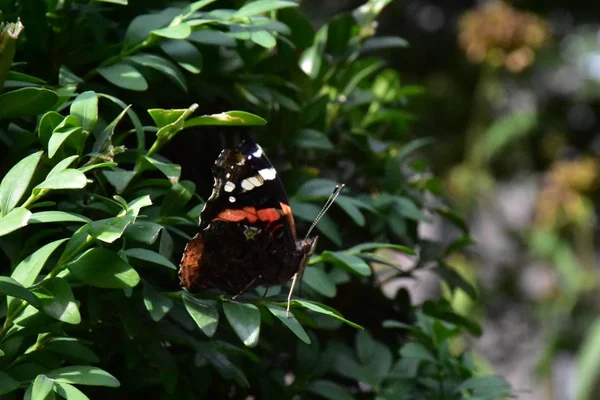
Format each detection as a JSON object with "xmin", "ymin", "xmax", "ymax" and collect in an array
[{"xmin": 0, "ymin": 0, "xmax": 515, "ymax": 399}]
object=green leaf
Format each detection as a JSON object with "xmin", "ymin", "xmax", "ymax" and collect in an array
[
  {"xmin": 53, "ymin": 382, "xmax": 90, "ymax": 400},
  {"xmin": 234, "ymin": 0, "xmax": 298, "ymax": 18},
  {"xmin": 142, "ymin": 283, "xmax": 173, "ymax": 321},
  {"xmin": 475, "ymin": 111, "xmax": 537, "ymax": 164},
  {"xmin": 87, "ymin": 212, "xmax": 141, "ymax": 244},
  {"xmin": 142, "ymin": 156, "xmax": 181, "ymax": 183},
  {"xmin": 293, "ymin": 129, "xmax": 334, "ymax": 150},
  {"xmin": 356, "ymin": 330, "xmax": 392, "ymax": 381},
  {"xmin": 454, "ymin": 376, "xmax": 512, "ymax": 398},
  {"xmin": 68, "ymin": 247, "xmax": 140, "ymax": 289},
  {"xmin": 30, "ymin": 211, "xmax": 91, "ymax": 224},
  {"xmin": 11, "ymin": 238, "xmax": 68, "ymax": 290},
  {"xmin": 0, "ymin": 150, "xmax": 43, "ymax": 216},
  {"xmin": 123, "ymin": 13, "xmax": 171, "ymax": 48},
  {"xmin": 0, "ymin": 88, "xmax": 59, "ymax": 119},
  {"xmin": 32, "ymin": 278, "xmax": 81, "ymax": 324},
  {"xmin": 129, "ymin": 53, "xmax": 187, "ymax": 92},
  {"xmin": 38, "ymin": 111, "xmax": 64, "ymax": 146},
  {"xmin": 32, "ymin": 374, "xmax": 55, "ymax": 400},
  {"xmin": 399, "ymin": 342, "xmax": 436, "ymax": 362},
  {"xmin": 124, "ymin": 248, "xmax": 176, "ymax": 270},
  {"xmin": 160, "ymin": 180, "xmax": 195, "ymax": 216},
  {"xmin": 323, "ymin": 251, "xmax": 371, "ymax": 276},
  {"xmin": 394, "ymin": 197, "xmax": 428, "ymax": 221},
  {"xmin": 149, "ymin": 104, "xmax": 198, "ymax": 144},
  {"xmin": 335, "ymin": 195, "xmax": 365, "ymax": 227},
  {"xmin": 102, "ymin": 168, "xmax": 136, "ymax": 193},
  {"xmin": 0, "ymin": 371, "xmax": 19, "ymax": 395},
  {"xmin": 250, "ymin": 31, "xmax": 276, "ymax": 48},
  {"xmin": 92, "ymin": 105, "xmax": 130, "ymax": 155},
  {"xmin": 360, "ymin": 36, "xmax": 408, "ymax": 53},
  {"xmin": 299, "ymin": 25, "xmax": 327, "ymax": 79},
  {"xmin": 347, "ymin": 242, "xmax": 415, "ymax": 255},
  {"xmin": 289, "ymin": 202, "xmax": 341, "ymax": 246},
  {"xmin": 0, "ymin": 276, "xmax": 39, "ymax": 306},
  {"xmin": 0, "ymin": 207, "xmax": 32, "ymax": 237},
  {"xmin": 34, "ymin": 169, "xmax": 87, "ymax": 194},
  {"xmin": 160, "ymin": 40, "xmax": 203, "ymax": 74},
  {"xmin": 151, "ymin": 22, "xmax": 191, "ymax": 40},
  {"xmin": 183, "ymin": 294, "xmax": 219, "ymax": 337},
  {"xmin": 308, "ymin": 380, "xmax": 353, "ymax": 400},
  {"xmin": 98, "ymin": 63, "xmax": 148, "ymax": 91},
  {"xmin": 70, "ymin": 91, "xmax": 98, "ymax": 134},
  {"xmin": 266, "ymin": 304, "xmax": 311, "ymax": 344},
  {"xmin": 45, "ymin": 338, "xmax": 99, "ymax": 364},
  {"xmin": 46, "ymin": 366, "xmax": 120, "ymax": 387},
  {"xmin": 576, "ymin": 318, "xmax": 600, "ymax": 400},
  {"xmin": 223, "ymin": 301, "xmax": 261, "ymax": 347},
  {"xmin": 184, "ymin": 111, "xmax": 266, "ymax": 127},
  {"xmin": 303, "ymin": 267, "xmax": 336, "ymax": 298},
  {"xmin": 188, "ymin": 30, "xmax": 237, "ymax": 47},
  {"xmin": 47, "ymin": 155, "xmax": 79, "ymax": 178},
  {"xmin": 293, "ymin": 299, "xmax": 362, "ymax": 329},
  {"xmin": 124, "ymin": 220, "xmax": 163, "ymax": 244},
  {"xmin": 435, "ymin": 263, "xmax": 478, "ymax": 300}
]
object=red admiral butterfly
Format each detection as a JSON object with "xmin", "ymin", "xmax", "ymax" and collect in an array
[{"xmin": 179, "ymin": 139, "xmax": 343, "ymax": 314}]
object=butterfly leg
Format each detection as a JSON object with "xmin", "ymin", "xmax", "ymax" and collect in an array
[
  {"xmin": 232, "ymin": 275, "xmax": 262, "ymax": 300},
  {"xmin": 286, "ymin": 272, "xmax": 299, "ymax": 317}
]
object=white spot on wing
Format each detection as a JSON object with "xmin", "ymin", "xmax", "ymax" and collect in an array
[
  {"xmin": 224, "ymin": 181, "xmax": 235, "ymax": 192},
  {"xmin": 229, "ymin": 196, "xmax": 236, "ymax": 203},
  {"xmin": 226, "ymin": 173, "xmax": 231, "ymax": 178},
  {"xmin": 258, "ymin": 168, "xmax": 276, "ymax": 180},
  {"xmin": 253, "ymin": 147, "xmax": 263, "ymax": 158},
  {"xmin": 241, "ymin": 179, "xmax": 254, "ymax": 190},
  {"xmin": 248, "ymin": 176, "xmax": 262, "ymax": 187}
]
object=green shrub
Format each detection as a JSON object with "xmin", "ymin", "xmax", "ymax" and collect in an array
[{"xmin": 0, "ymin": 0, "xmax": 513, "ymax": 398}]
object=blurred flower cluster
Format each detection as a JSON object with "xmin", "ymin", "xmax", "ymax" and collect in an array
[
  {"xmin": 535, "ymin": 156, "xmax": 599, "ymax": 229},
  {"xmin": 458, "ymin": 1, "xmax": 550, "ymax": 73}
]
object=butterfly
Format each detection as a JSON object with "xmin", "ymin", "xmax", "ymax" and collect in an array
[{"xmin": 179, "ymin": 139, "xmax": 343, "ymax": 314}]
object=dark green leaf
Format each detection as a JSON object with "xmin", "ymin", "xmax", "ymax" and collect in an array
[
  {"xmin": 124, "ymin": 220, "xmax": 163, "ymax": 244},
  {"xmin": 32, "ymin": 278, "xmax": 81, "ymax": 324},
  {"xmin": 188, "ymin": 30, "xmax": 237, "ymax": 47},
  {"xmin": 124, "ymin": 13, "xmax": 171, "ymax": 48},
  {"xmin": 38, "ymin": 112, "xmax": 64, "ymax": 146},
  {"xmin": 293, "ymin": 299, "xmax": 362, "ymax": 329},
  {"xmin": 266, "ymin": 304, "xmax": 311, "ymax": 344},
  {"xmin": 46, "ymin": 366, "xmax": 120, "ymax": 387},
  {"xmin": 250, "ymin": 31, "xmax": 276, "ymax": 48},
  {"xmin": 142, "ymin": 156, "xmax": 181, "ymax": 183},
  {"xmin": 434, "ymin": 263, "xmax": 478, "ymax": 300},
  {"xmin": 293, "ymin": 129, "xmax": 334, "ymax": 150},
  {"xmin": 160, "ymin": 180, "xmax": 195, "ymax": 216},
  {"xmin": 143, "ymin": 283, "xmax": 173, "ymax": 321},
  {"xmin": 183, "ymin": 294, "xmax": 219, "ymax": 337},
  {"xmin": 0, "ymin": 371, "xmax": 19, "ymax": 395},
  {"xmin": 335, "ymin": 195, "xmax": 365, "ymax": 227},
  {"xmin": 45, "ymin": 338, "xmax": 99, "ymax": 364},
  {"xmin": 0, "ymin": 150, "xmax": 42, "ymax": 216},
  {"xmin": 394, "ymin": 197, "xmax": 428, "ymax": 221},
  {"xmin": 576, "ymin": 318, "xmax": 600, "ymax": 400},
  {"xmin": 102, "ymin": 168, "xmax": 136, "ymax": 193},
  {"xmin": 223, "ymin": 301, "xmax": 261, "ymax": 347},
  {"xmin": 455, "ymin": 376, "xmax": 512, "ymax": 398},
  {"xmin": 0, "ymin": 88, "xmax": 59, "ymax": 119},
  {"xmin": 303, "ymin": 266, "xmax": 336, "ymax": 297},
  {"xmin": 0, "ymin": 276, "xmax": 39, "ymax": 306},
  {"xmin": 70, "ymin": 91, "xmax": 98, "ymax": 134},
  {"xmin": 399, "ymin": 343, "xmax": 436, "ymax": 362},
  {"xmin": 289, "ymin": 202, "xmax": 342, "ymax": 245},
  {"xmin": 68, "ymin": 247, "xmax": 140, "ymax": 289},
  {"xmin": 160, "ymin": 39, "xmax": 203, "ymax": 74},
  {"xmin": 323, "ymin": 251, "xmax": 371, "ymax": 276},
  {"xmin": 129, "ymin": 53, "xmax": 187, "ymax": 92},
  {"xmin": 360, "ymin": 36, "xmax": 408, "ymax": 53},
  {"xmin": 98, "ymin": 63, "xmax": 148, "ymax": 91},
  {"xmin": 11, "ymin": 238, "xmax": 68, "ymax": 290},
  {"xmin": 308, "ymin": 380, "xmax": 354, "ymax": 400},
  {"xmin": 124, "ymin": 248, "xmax": 176, "ymax": 270}
]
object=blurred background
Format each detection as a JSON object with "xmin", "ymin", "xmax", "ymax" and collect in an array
[{"xmin": 304, "ymin": 1, "xmax": 600, "ymax": 399}]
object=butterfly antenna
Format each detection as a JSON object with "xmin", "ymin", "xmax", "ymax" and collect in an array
[{"xmin": 304, "ymin": 184, "xmax": 345, "ymax": 240}]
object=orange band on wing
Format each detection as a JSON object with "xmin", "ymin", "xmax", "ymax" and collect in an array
[
  {"xmin": 216, "ymin": 207, "xmax": 258, "ymax": 223},
  {"xmin": 257, "ymin": 208, "xmax": 281, "ymax": 222}
]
